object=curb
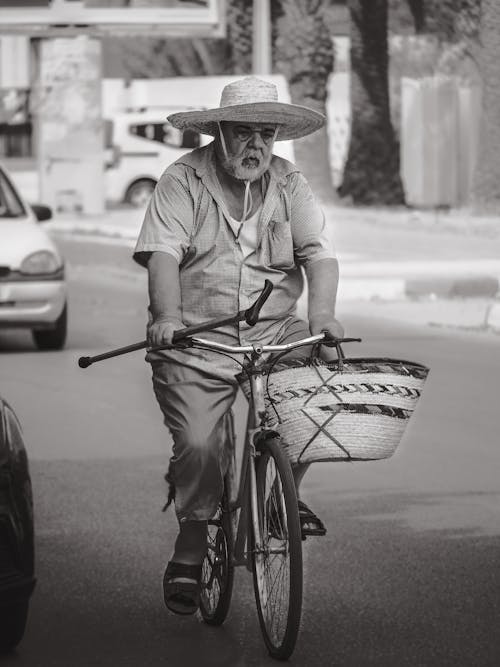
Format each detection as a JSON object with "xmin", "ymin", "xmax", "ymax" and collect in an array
[
  {"xmin": 47, "ymin": 220, "xmax": 140, "ymax": 242},
  {"xmin": 48, "ymin": 221, "xmax": 500, "ymax": 299},
  {"xmin": 405, "ymin": 275, "xmax": 499, "ymax": 299}
]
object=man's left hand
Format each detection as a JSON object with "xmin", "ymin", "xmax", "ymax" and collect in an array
[{"xmin": 309, "ymin": 316, "xmax": 344, "ymax": 341}]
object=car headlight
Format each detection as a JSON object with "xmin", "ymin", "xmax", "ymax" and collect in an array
[{"xmin": 20, "ymin": 250, "xmax": 61, "ymax": 275}]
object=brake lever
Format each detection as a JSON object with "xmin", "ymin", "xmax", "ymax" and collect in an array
[{"xmin": 321, "ymin": 333, "xmax": 362, "ymax": 347}]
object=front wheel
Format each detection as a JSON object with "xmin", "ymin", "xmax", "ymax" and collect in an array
[{"xmin": 251, "ymin": 437, "xmax": 303, "ymax": 661}]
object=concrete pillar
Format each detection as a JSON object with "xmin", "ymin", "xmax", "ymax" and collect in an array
[
  {"xmin": 33, "ymin": 35, "xmax": 105, "ymax": 215},
  {"xmin": 252, "ymin": 0, "xmax": 272, "ymax": 75}
]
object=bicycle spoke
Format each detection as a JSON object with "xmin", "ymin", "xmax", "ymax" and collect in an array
[
  {"xmin": 252, "ymin": 439, "xmax": 302, "ymax": 659},
  {"xmin": 263, "ymin": 547, "xmax": 289, "ymax": 641},
  {"xmin": 257, "ymin": 458, "xmax": 292, "ymax": 642}
]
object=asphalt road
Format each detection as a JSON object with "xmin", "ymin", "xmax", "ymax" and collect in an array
[{"xmin": 0, "ymin": 238, "xmax": 499, "ymax": 666}]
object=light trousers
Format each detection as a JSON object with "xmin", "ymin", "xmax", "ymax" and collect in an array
[{"xmin": 150, "ymin": 318, "xmax": 318, "ymax": 522}]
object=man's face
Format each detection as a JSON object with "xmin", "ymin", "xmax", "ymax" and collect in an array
[{"xmin": 217, "ymin": 121, "xmax": 277, "ymax": 182}]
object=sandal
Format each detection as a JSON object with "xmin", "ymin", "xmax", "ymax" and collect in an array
[
  {"xmin": 163, "ymin": 561, "xmax": 202, "ymax": 616},
  {"xmin": 298, "ymin": 500, "xmax": 327, "ymax": 540}
]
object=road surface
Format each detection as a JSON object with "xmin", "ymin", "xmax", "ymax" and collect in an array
[{"xmin": 0, "ymin": 238, "xmax": 499, "ymax": 666}]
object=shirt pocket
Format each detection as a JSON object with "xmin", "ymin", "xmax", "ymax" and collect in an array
[{"xmin": 264, "ymin": 218, "xmax": 295, "ymax": 270}]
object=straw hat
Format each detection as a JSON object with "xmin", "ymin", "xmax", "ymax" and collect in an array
[{"xmin": 167, "ymin": 76, "xmax": 325, "ymax": 141}]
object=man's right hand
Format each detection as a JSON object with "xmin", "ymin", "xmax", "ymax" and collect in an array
[{"xmin": 147, "ymin": 318, "xmax": 184, "ymax": 348}]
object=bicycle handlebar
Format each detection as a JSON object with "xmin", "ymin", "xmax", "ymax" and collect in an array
[
  {"xmin": 78, "ymin": 280, "xmax": 274, "ymax": 369},
  {"xmin": 186, "ymin": 334, "xmax": 362, "ymax": 356}
]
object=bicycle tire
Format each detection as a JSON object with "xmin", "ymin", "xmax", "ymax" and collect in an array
[
  {"xmin": 199, "ymin": 485, "xmax": 235, "ymax": 625},
  {"xmin": 251, "ymin": 436, "xmax": 303, "ymax": 660}
]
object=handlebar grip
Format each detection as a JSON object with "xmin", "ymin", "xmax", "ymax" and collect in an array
[
  {"xmin": 321, "ymin": 333, "xmax": 362, "ymax": 348},
  {"xmin": 328, "ymin": 336, "xmax": 362, "ymax": 343},
  {"xmin": 245, "ymin": 280, "xmax": 274, "ymax": 326}
]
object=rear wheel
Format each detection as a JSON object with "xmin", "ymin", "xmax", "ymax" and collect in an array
[
  {"xmin": 32, "ymin": 303, "xmax": 67, "ymax": 351},
  {"xmin": 125, "ymin": 179, "xmax": 156, "ymax": 207},
  {"xmin": 251, "ymin": 437, "xmax": 303, "ymax": 660},
  {"xmin": 199, "ymin": 487, "xmax": 234, "ymax": 625}
]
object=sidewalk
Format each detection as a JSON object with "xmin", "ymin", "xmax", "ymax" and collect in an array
[{"xmin": 45, "ymin": 203, "xmax": 500, "ymax": 336}]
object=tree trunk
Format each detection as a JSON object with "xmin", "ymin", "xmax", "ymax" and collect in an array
[
  {"xmin": 275, "ymin": 0, "xmax": 337, "ymax": 203},
  {"xmin": 471, "ymin": 0, "xmax": 500, "ymax": 210},
  {"xmin": 227, "ymin": 0, "xmax": 253, "ymax": 74},
  {"xmin": 339, "ymin": 0, "xmax": 405, "ymax": 205}
]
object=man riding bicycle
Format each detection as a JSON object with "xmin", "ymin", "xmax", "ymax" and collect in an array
[{"xmin": 133, "ymin": 76, "xmax": 344, "ymax": 616}]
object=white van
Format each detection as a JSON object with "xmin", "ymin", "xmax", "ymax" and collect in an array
[{"xmin": 104, "ymin": 107, "xmax": 210, "ymax": 207}]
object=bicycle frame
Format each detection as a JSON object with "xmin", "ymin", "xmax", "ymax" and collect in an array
[
  {"xmin": 231, "ymin": 367, "xmax": 269, "ymax": 568},
  {"xmin": 79, "ymin": 320, "xmax": 357, "ymax": 567},
  {"xmin": 188, "ymin": 334, "xmax": 328, "ymax": 568}
]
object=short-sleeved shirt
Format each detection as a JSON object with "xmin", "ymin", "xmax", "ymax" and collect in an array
[{"xmin": 133, "ymin": 142, "xmax": 336, "ymax": 379}]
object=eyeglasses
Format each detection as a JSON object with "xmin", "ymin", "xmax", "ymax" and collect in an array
[{"xmin": 232, "ymin": 125, "xmax": 278, "ymax": 145}]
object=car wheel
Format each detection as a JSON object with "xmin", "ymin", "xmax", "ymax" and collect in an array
[
  {"xmin": 32, "ymin": 303, "xmax": 67, "ymax": 351},
  {"xmin": 125, "ymin": 179, "xmax": 156, "ymax": 207},
  {"xmin": 0, "ymin": 599, "xmax": 29, "ymax": 653}
]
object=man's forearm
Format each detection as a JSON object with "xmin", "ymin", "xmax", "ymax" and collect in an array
[
  {"xmin": 306, "ymin": 257, "xmax": 340, "ymax": 322},
  {"xmin": 147, "ymin": 251, "xmax": 183, "ymax": 322}
]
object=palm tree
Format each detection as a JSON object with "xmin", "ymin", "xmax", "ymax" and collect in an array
[
  {"xmin": 471, "ymin": 0, "xmax": 500, "ymax": 209},
  {"xmin": 275, "ymin": 0, "xmax": 337, "ymax": 202},
  {"xmin": 227, "ymin": 0, "xmax": 253, "ymax": 74},
  {"xmin": 339, "ymin": 0, "xmax": 405, "ymax": 205}
]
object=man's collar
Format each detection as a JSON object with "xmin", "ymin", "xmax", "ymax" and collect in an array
[{"xmin": 174, "ymin": 142, "xmax": 299, "ymax": 186}]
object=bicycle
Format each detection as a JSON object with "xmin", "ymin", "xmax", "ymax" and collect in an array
[{"xmin": 78, "ymin": 280, "xmax": 360, "ymax": 661}]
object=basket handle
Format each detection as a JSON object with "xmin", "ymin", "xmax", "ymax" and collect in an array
[
  {"xmin": 310, "ymin": 335, "xmax": 361, "ymax": 372},
  {"xmin": 335, "ymin": 341, "xmax": 345, "ymax": 371}
]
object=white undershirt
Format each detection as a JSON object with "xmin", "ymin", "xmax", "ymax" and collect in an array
[{"xmin": 228, "ymin": 206, "xmax": 262, "ymax": 258}]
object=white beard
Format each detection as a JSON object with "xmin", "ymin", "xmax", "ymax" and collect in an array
[{"xmin": 221, "ymin": 152, "xmax": 271, "ymax": 182}]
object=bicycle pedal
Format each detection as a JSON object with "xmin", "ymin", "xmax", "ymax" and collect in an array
[{"xmin": 301, "ymin": 528, "xmax": 327, "ymax": 539}]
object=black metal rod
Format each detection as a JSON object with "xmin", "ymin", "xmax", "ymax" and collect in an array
[
  {"xmin": 78, "ymin": 340, "xmax": 147, "ymax": 368},
  {"xmin": 171, "ymin": 311, "xmax": 245, "ymax": 343},
  {"xmin": 78, "ymin": 281, "xmax": 275, "ymax": 369}
]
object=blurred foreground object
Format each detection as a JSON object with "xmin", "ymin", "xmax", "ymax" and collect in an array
[{"xmin": 0, "ymin": 394, "xmax": 36, "ymax": 654}]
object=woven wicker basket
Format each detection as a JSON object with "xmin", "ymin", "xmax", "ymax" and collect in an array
[{"xmin": 238, "ymin": 357, "xmax": 429, "ymax": 464}]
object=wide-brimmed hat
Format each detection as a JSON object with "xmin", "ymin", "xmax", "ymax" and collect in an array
[{"xmin": 167, "ymin": 76, "xmax": 325, "ymax": 141}]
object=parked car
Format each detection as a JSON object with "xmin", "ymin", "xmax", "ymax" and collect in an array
[
  {"xmin": 0, "ymin": 162, "xmax": 67, "ymax": 350},
  {"xmin": 0, "ymin": 394, "xmax": 36, "ymax": 653},
  {"xmin": 104, "ymin": 107, "xmax": 208, "ymax": 207}
]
